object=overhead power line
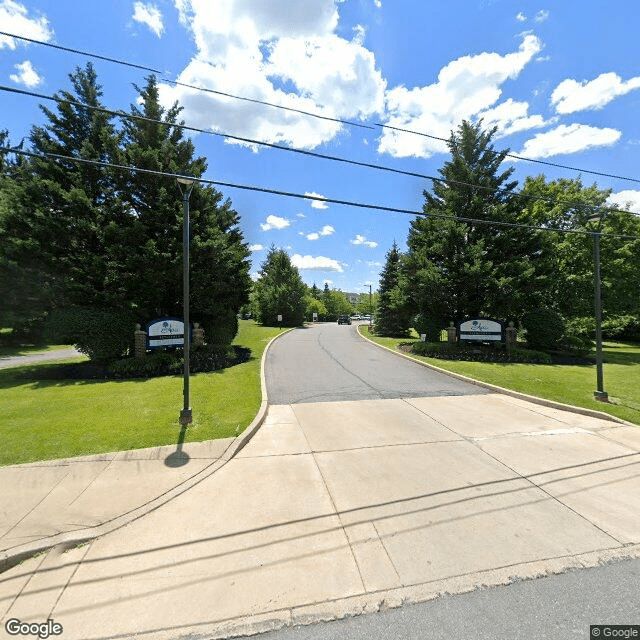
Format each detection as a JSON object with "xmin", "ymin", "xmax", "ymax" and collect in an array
[
  {"xmin": 3, "ymin": 147, "xmax": 639, "ymax": 241},
  {"xmin": 2, "ymin": 84, "xmax": 638, "ymax": 219},
  {"xmin": 2, "ymin": 30, "xmax": 639, "ymax": 186}
]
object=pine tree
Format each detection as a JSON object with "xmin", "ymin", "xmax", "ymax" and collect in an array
[
  {"xmin": 375, "ymin": 242, "xmax": 411, "ymax": 336},
  {"xmin": 253, "ymin": 248, "xmax": 307, "ymax": 326},
  {"xmin": 404, "ymin": 120, "xmax": 538, "ymax": 335},
  {"xmin": 117, "ymin": 75, "xmax": 251, "ymax": 343},
  {"xmin": 2, "ymin": 64, "xmax": 123, "ymax": 316}
]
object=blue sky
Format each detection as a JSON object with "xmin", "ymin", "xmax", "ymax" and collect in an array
[{"xmin": 2, "ymin": 0, "xmax": 640, "ymax": 293}]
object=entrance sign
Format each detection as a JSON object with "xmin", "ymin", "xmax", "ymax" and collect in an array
[
  {"xmin": 146, "ymin": 317, "xmax": 190, "ymax": 348},
  {"xmin": 458, "ymin": 318, "xmax": 503, "ymax": 342}
]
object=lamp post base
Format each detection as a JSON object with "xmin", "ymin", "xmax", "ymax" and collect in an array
[
  {"xmin": 593, "ymin": 391, "xmax": 609, "ymax": 402},
  {"xmin": 179, "ymin": 408, "xmax": 192, "ymax": 425}
]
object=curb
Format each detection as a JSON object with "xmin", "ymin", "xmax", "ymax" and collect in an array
[
  {"xmin": 0, "ymin": 327, "xmax": 291, "ymax": 574},
  {"xmin": 357, "ymin": 325, "xmax": 636, "ymax": 428}
]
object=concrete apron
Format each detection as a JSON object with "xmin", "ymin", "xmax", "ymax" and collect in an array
[{"xmin": 2, "ymin": 394, "xmax": 639, "ymax": 640}]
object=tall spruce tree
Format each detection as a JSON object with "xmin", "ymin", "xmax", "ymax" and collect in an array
[
  {"xmin": 376, "ymin": 241, "xmax": 411, "ymax": 336},
  {"xmin": 1, "ymin": 64, "xmax": 123, "ymax": 321},
  {"xmin": 404, "ymin": 120, "xmax": 539, "ymax": 337},
  {"xmin": 253, "ymin": 248, "xmax": 307, "ymax": 326},
  {"xmin": 116, "ymin": 75, "xmax": 251, "ymax": 343}
]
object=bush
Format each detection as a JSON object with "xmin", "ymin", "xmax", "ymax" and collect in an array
[
  {"xmin": 108, "ymin": 344, "xmax": 251, "ymax": 379},
  {"xmin": 522, "ymin": 308, "xmax": 565, "ymax": 350},
  {"xmin": 602, "ymin": 315, "xmax": 640, "ymax": 342},
  {"xmin": 410, "ymin": 340, "xmax": 551, "ymax": 363},
  {"xmin": 413, "ymin": 314, "xmax": 442, "ymax": 342},
  {"xmin": 46, "ymin": 307, "xmax": 136, "ymax": 362}
]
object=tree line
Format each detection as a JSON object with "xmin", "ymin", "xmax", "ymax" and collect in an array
[
  {"xmin": 375, "ymin": 121, "xmax": 640, "ymax": 347},
  {"xmin": 0, "ymin": 63, "xmax": 252, "ymax": 357}
]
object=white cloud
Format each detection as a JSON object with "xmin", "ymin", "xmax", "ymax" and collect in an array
[
  {"xmin": 305, "ymin": 191, "xmax": 329, "ymax": 209},
  {"xmin": 478, "ymin": 98, "xmax": 553, "ymax": 137},
  {"xmin": 516, "ymin": 12, "xmax": 527, "ymax": 22},
  {"xmin": 306, "ymin": 225, "xmax": 335, "ymax": 241},
  {"xmin": 366, "ymin": 260, "xmax": 383, "ymax": 267},
  {"xmin": 260, "ymin": 215, "xmax": 291, "ymax": 231},
  {"xmin": 249, "ymin": 243, "xmax": 264, "ymax": 251},
  {"xmin": 534, "ymin": 10, "xmax": 549, "ymax": 23},
  {"xmin": 351, "ymin": 234, "xmax": 378, "ymax": 248},
  {"xmin": 297, "ymin": 213, "xmax": 306, "ymax": 218},
  {"xmin": 160, "ymin": 0, "xmax": 385, "ymax": 150},
  {"xmin": 291, "ymin": 254, "xmax": 344, "ymax": 272},
  {"xmin": 374, "ymin": 0, "xmax": 382, "ymax": 7},
  {"xmin": 518, "ymin": 124, "xmax": 621, "ymax": 158},
  {"xmin": 9, "ymin": 60, "xmax": 42, "ymax": 87},
  {"xmin": 378, "ymin": 34, "xmax": 542, "ymax": 158},
  {"xmin": 551, "ymin": 72, "xmax": 640, "ymax": 114},
  {"xmin": 0, "ymin": 0, "xmax": 53, "ymax": 49},
  {"xmin": 607, "ymin": 190, "xmax": 640, "ymax": 215},
  {"xmin": 132, "ymin": 2, "xmax": 164, "ymax": 37}
]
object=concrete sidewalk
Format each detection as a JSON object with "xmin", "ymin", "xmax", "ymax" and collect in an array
[{"xmin": 1, "ymin": 394, "xmax": 639, "ymax": 640}]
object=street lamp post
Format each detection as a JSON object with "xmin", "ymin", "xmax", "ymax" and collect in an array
[
  {"xmin": 177, "ymin": 176, "xmax": 195, "ymax": 425},
  {"xmin": 592, "ymin": 229, "xmax": 608, "ymax": 402}
]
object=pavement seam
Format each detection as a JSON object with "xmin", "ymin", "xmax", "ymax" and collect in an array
[
  {"xmin": 371, "ymin": 520, "xmax": 404, "ymax": 587},
  {"xmin": 1, "ymin": 551, "xmax": 48, "ymax": 620},
  {"xmin": 48, "ymin": 540, "xmax": 93, "ymax": 620},
  {"xmin": 1, "ymin": 471, "xmax": 70, "ymax": 540},
  {"xmin": 357, "ymin": 325, "xmax": 636, "ymax": 427},
  {"xmin": 466, "ymin": 438, "xmax": 626, "ymax": 547},
  {"xmin": 292, "ymin": 402, "xmax": 369, "ymax": 595},
  {"xmin": 67, "ymin": 459, "xmax": 115, "ymax": 506}
]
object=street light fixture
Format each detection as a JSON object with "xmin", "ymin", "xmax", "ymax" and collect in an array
[{"xmin": 177, "ymin": 176, "xmax": 195, "ymax": 425}]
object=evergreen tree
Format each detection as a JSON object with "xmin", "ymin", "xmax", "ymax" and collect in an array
[
  {"xmin": 1, "ymin": 64, "xmax": 123, "ymax": 319},
  {"xmin": 375, "ymin": 242, "xmax": 411, "ymax": 336},
  {"xmin": 253, "ymin": 247, "xmax": 307, "ymax": 326},
  {"xmin": 403, "ymin": 120, "xmax": 538, "ymax": 336},
  {"xmin": 116, "ymin": 75, "xmax": 251, "ymax": 343}
]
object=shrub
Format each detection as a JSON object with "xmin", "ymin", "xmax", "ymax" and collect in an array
[
  {"xmin": 413, "ymin": 314, "xmax": 443, "ymax": 343},
  {"xmin": 522, "ymin": 308, "xmax": 565, "ymax": 350},
  {"xmin": 46, "ymin": 307, "xmax": 136, "ymax": 362},
  {"xmin": 108, "ymin": 344, "xmax": 251, "ymax": 379},
  {"xmin": 410, "ymin": 340, "xmax": 551, "ymax": 363},
  {"xmin": 602, "ymin": 315, "xmax": 640, "ymax": 342}
]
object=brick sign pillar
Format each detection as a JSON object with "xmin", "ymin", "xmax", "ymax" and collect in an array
[
  {"xmin": 447, "ymin": 322, "xmax": 457, "ymax": 344},
  {"xmin": 193, "ymin": 322, "xmax": 205, "ymax": 346},
  {"xmin": 506, "ymin": 321, "xmax": 518, "ymax": 351},
  {"xmin": 134, "ymin": 324, "xmax": 147, "ymax": 358}
]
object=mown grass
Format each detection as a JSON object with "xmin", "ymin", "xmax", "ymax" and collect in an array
[
  {"xmin": 0, "ymin": 321, "xmax": 285, "ymax": 466},
  {"xmin": 0, "ymin": 342, "xmax": 76, "ymax": 357},
  {"xmin": 362, "ymin": 327, "xmax": 640, "ymax": 426}
]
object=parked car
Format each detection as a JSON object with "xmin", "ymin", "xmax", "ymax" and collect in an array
[
  {"xmin": 338, "ymin": 315, "xmax": 352, "ymax": 325},
  {"xmin": 351, "ymin": 314, "xmax": 361, "ymax": 321}
]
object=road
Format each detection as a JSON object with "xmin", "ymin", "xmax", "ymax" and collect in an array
[{"xmin": 265, "ymin": 322, "xmax": 487, "ymax": 403}]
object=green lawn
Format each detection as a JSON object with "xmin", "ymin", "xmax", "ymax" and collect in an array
[
  {"xmin": 0, "ymin": 321, "xmax": 285, "ymax": 466},
  {"xmin": 362, "ymin": 327, "xmax": 640, "ymax": 426},
  {"xmin": 0, "ymin": 342, "xmax": 76, "ymax": 357}
]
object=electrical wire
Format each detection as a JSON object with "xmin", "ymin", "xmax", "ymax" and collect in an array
[
  {"xmin": 2, "ymin": 30, "xmax": 639, "ymax": 186},
  {"xmin": 4, "ymin": 147, "xmax": 639, "ymax": 241},
  {"xmin": 2, "ymin": 84, "xmax": 638, "ymax": 219}
]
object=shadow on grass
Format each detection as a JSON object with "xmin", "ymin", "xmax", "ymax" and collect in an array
[{"xmin": 0, "ymin": 351, "xmax": 259, "ymax": 391}]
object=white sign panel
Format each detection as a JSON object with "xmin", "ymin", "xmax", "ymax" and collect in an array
[
  {"xmin": 147, "ymin": 318, "xmax": 186, "ymax": 348},
  {"xmin": 459, "ymin": 319, "xmax": 503, "ymax": 341}
]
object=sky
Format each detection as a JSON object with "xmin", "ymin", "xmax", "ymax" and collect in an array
[{"xmin": 2, "ymin": 0, "xmax": 640, "ymax": 294}]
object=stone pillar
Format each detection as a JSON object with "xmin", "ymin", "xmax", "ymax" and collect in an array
[
  {"xmin": 193, "ymin": 322, "xmax": 205, "ymax": 346},
  {"xmin": 134, "ymin": 324, "xmax": 147, "ymax": 358},
  {"xmin": 506, "ymin": 321, "xmax": 518, "ymax": 351},
  {"xmin": 447, "ymin": 321, "xmax": 457, "ymax": 344}
]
